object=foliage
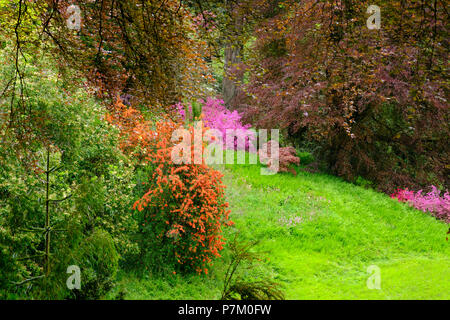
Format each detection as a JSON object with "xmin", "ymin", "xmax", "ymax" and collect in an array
[
  {"xmin": 45, "ymin": 0, "xmax": 212, "ymax": 107},
  {"xmin": 355, "ymin": 176, "xmax": 374, "ymax": 189},
  {"xmin": 71, "ymin": 229, "xmax": 119, "ymax": 300},
  {"xmin": 237, "ymin": 0, "xmax": 449, "ymax": 192},
  {"xmin": 297, "ymin": 151, "xmax": 315, "ymax": 166},
  {"xmin": 391, "ymin": 186, "xmax": 450, "ymax": 223},
  {"xmin": 107, "ymin": 99, "xmax": 233, "ymax": 274},
  {"xmin": 0, "ymin": 0, "xmax": 214, "ymax": 129},
  {"xmin": 221, "ymin": 237, "xmax": 285, "ymax": 300},
  {"xmin": 176, "ymin": 97, "xmax": 256, "ymax": 151},
  {"xmin": 0, "ymin": 51, "xmax": 136, "ymax": 299},
  {"xmin": 1, "ymin": 0, "xmax": 448, "ymax": 301},
  {"xmin": 259, "ymin": 141, "xmax": 300, "ymax": 175}
]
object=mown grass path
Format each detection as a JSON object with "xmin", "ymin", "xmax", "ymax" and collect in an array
[{"xmin": 224, "ymin": 164, "xmax": 449, "ymax": 299}]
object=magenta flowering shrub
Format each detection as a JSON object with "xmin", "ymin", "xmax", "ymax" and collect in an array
[
  {"xmin": 391, "ymin": 186, "xmax": 450, "ymax": 223},
  {"xmin": 175, "ymin": 98, "xmax": 256, "ymax": 151},
  {"xmin": 175, "ymin": 102, "xmax": 191, "ymax": 120}
]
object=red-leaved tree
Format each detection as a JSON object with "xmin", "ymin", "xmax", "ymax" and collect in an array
[{"xmin": 236, "ymin": 0, "xmax": 449, "ymax": 192}]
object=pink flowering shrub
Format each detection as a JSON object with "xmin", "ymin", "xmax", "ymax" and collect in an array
[
  {"xmin": 175, "ymin": 98, "xmax": 256, "ymax": 151},
  {"xmin": 391, "ymin": 186, "xmax": 450, "ymax": 223}
]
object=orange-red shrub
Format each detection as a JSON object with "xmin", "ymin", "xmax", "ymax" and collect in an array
[{"xmin": 107, "ymin": 98, "xmax": 233, "ymax": 273}]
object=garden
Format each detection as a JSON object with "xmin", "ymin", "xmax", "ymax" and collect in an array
[{"xmin": 0, "ymin": 0, "xmax": 448, "ymax": 301}]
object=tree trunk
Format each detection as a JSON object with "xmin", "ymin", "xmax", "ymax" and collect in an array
[{"xmin": 222, "ymin": 43, "xmax": 242, "ymax": 108}]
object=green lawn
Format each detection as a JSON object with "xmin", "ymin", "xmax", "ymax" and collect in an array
[{"xmin": 108, "ymin": 162, "xmax": 449, "ymax": 300}]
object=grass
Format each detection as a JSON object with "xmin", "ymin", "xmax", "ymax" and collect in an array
[{"xmin": 108, "ymin": 160, "xmax": 449, "ymax": 300}]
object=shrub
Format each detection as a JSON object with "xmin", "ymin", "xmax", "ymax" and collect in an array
[
  {"xmin": 72, "ymin": 229, "xmax": 119, "ymax": 300},
  {"xmin": 258, "ymin": 141, "xmax": 300, "ymax": 175},
  {"xmin": 108, "ymin": 99, "xmax": 233, "ymax": 274},
  {"xmin": 391, "ymin": 186, "xmax": 450, "ymax": 223},
  {"xmin": 133, "ymin": 120, "xmax": 233, "ymax": 274},
  {"xmin": 0, "ymin": 52, "xmax": 138, "ymax": 298},
  {"xmin": 355, "ymin": 176, "xmax": 374, "ymax": 189},
  {"xmin": 221, "ymin": 238, "xmax": 285, "ymax": 300},
  {"xmin": 297, "ymin": 151, "xmax": 315, "ymax": 166},
  {"xmin": 175, "ymin": 98, "xmax": 256, "ymax": 151}
]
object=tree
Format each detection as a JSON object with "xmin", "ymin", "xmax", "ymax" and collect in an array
[{"xmin": 238, "ymin": 0, "xmax": 449, "ymax": 192}]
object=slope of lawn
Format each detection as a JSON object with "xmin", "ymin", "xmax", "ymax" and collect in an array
[
  {"xmin": 222, "ymin": 163, "xmax": 449, "ymax": 299},
  {"xmin": 108, "ymin": 162, "xmax": 449, "ymax": 300}
]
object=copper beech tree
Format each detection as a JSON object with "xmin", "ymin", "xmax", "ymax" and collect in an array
[
  {"xmin": 236, "ymin": 0, "xmax": 449, "ymax": 192},
  {"xmin": 2, "ymin": 0, "xmax": 214, "ymax": 125}
]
